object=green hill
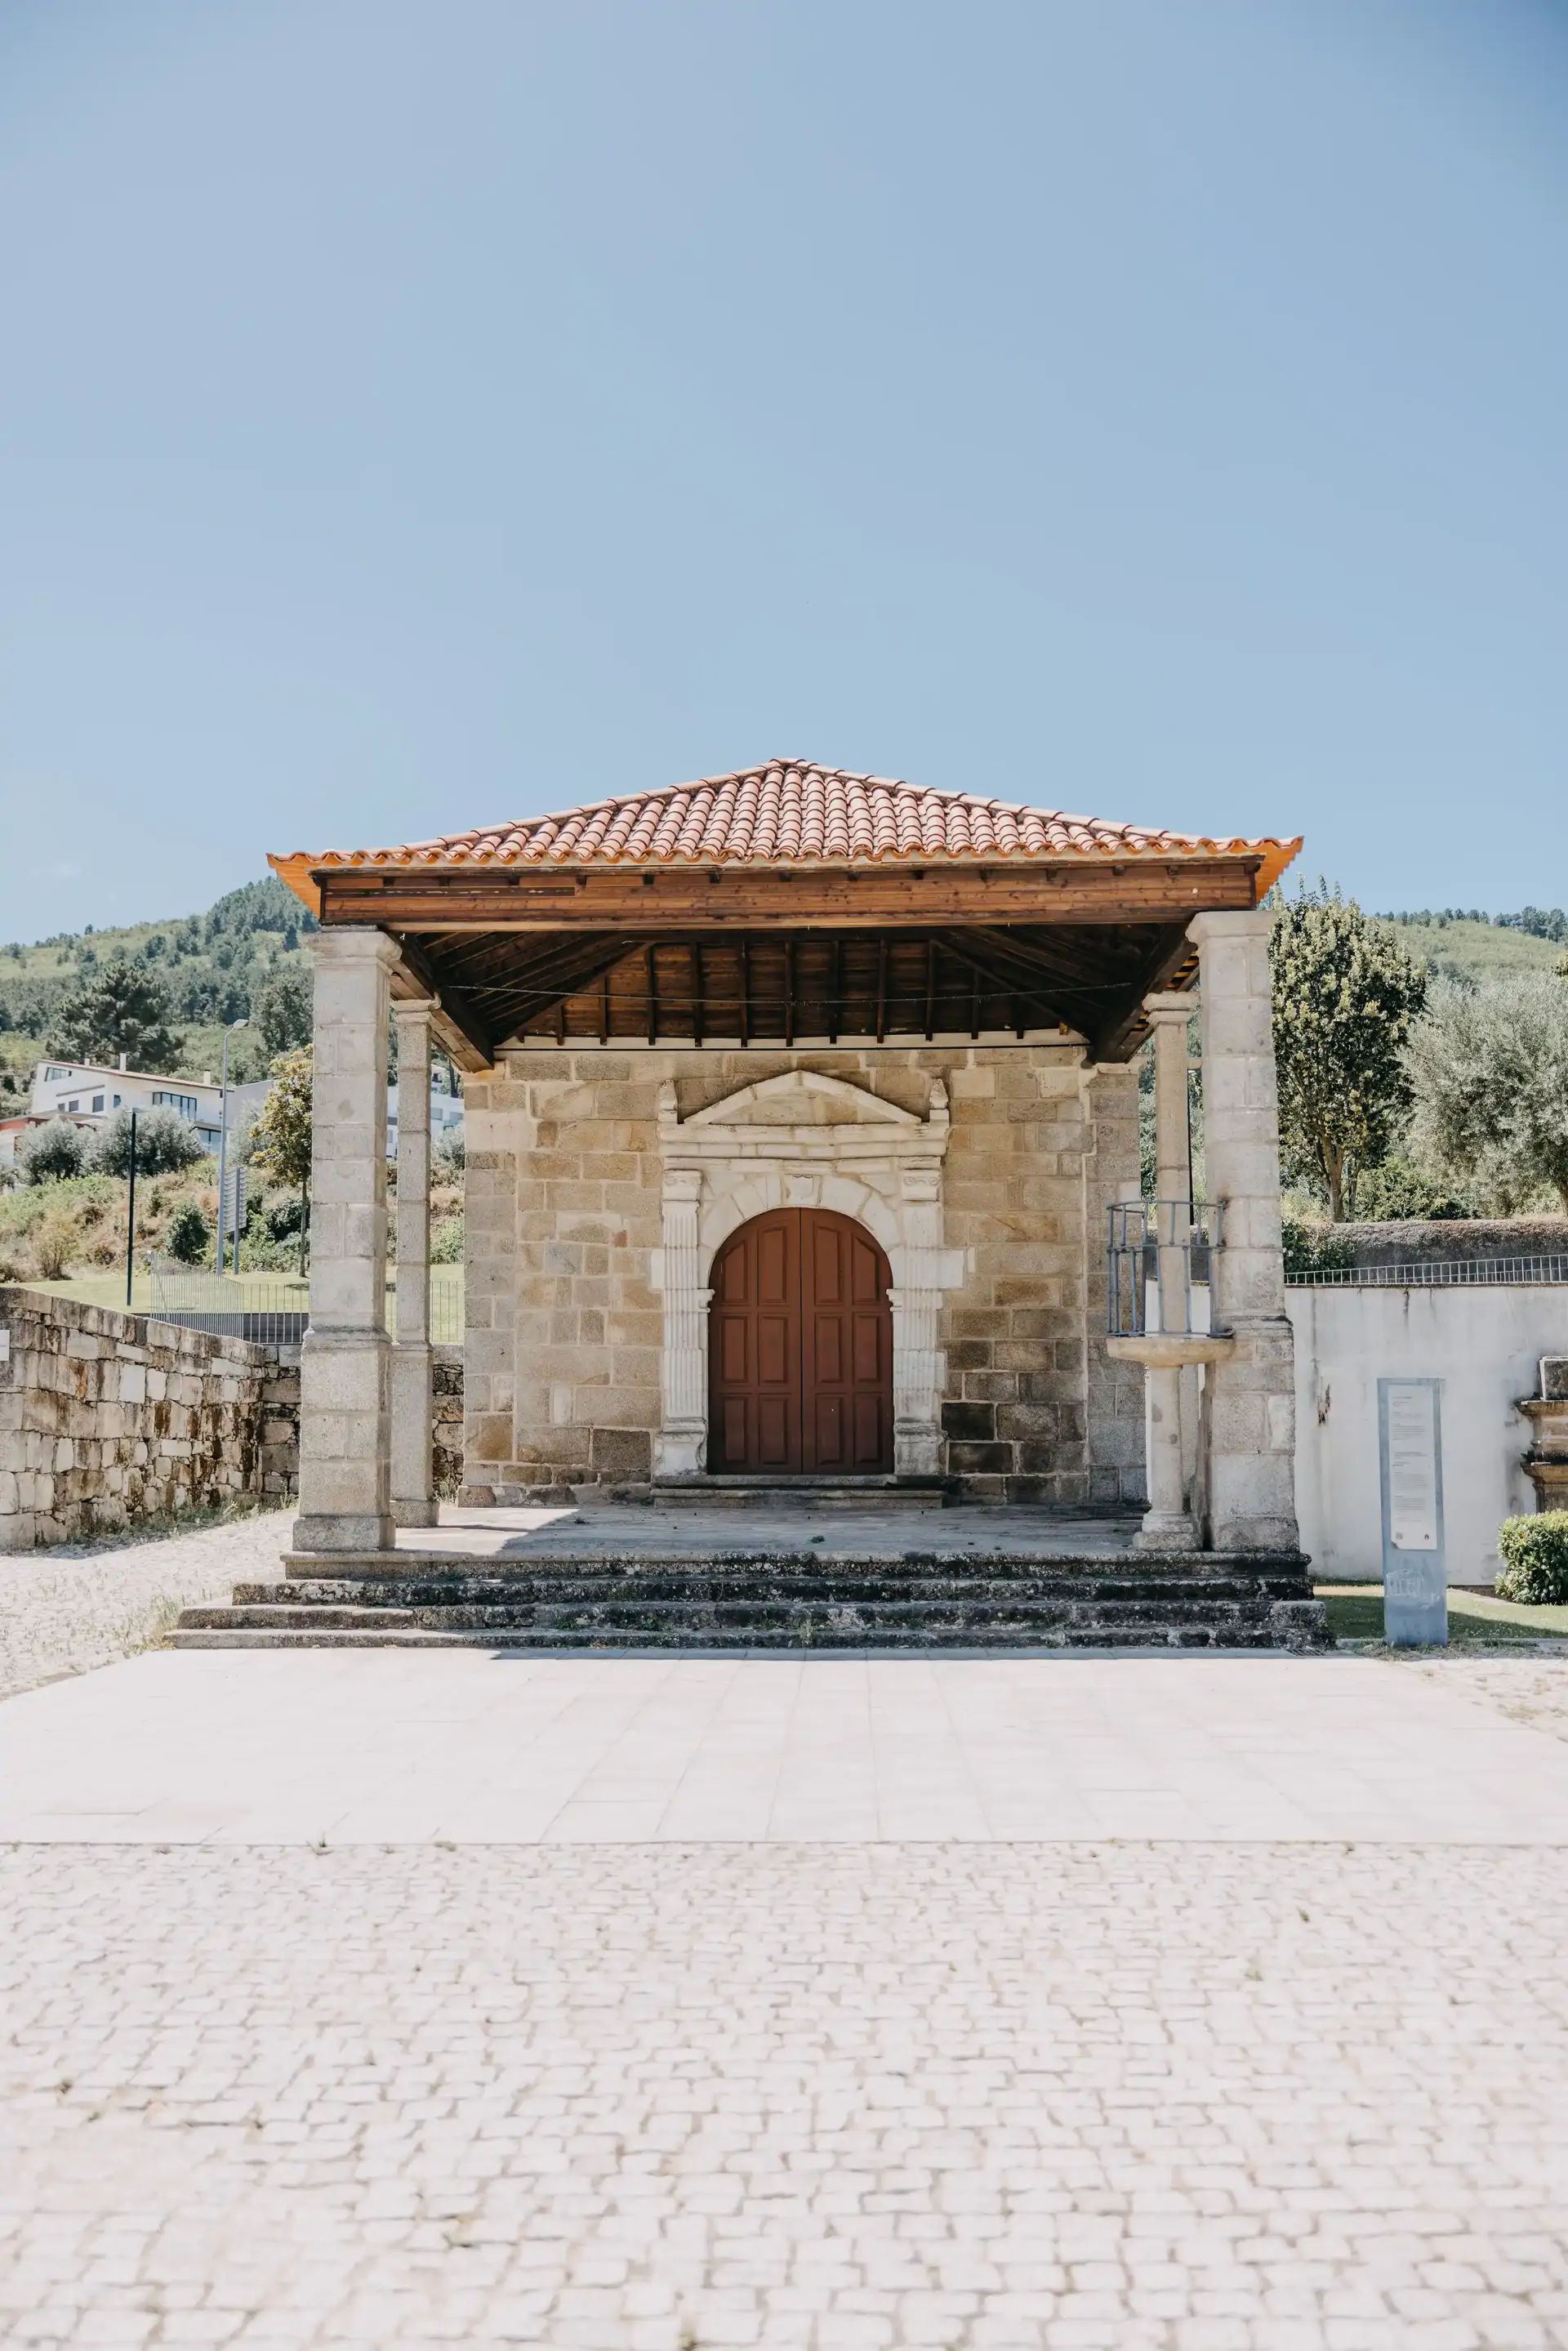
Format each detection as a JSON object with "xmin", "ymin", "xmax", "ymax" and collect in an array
[
  {"xmin": 0, "ymin": 876, "xmax": 315, "ymax": 1104},
  {"xmin": 1381, "ymin": 912, "xmax": 1566, "ymax": 985}
]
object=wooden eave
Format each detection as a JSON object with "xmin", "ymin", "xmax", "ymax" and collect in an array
[
  {"xmin": 303, "ymin": 852, "xmax": 1263, "ymax": 933},
  {"xmin": 275, "ymin": 851, "xmax": 1258, "ymax": 1071}
]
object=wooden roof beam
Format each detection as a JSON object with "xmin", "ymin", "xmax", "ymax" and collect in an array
[{"xmin": 388, "ymin": 935, "xmax": 497, "ymax": 1072}]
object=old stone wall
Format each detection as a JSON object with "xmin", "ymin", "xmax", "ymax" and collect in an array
[
  {"xmin": 0, "ymin": 1288, "xmax": 298, "ymax": 1552},
  {"xmin": 463, "ymin": 1046, "xmax": 1144, "ymax": 1506},
  {"xmin": 0, "ymin": 1291, "xmax": 466, "ymax": 1549}
]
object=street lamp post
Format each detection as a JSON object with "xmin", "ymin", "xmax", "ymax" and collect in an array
[{"xmin": 215, "ymin": 1019, "xmax": 249, "ymax": 1274}]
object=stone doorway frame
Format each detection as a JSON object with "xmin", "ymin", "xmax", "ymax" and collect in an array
[{"xmin": 651, "ymin": 1068, "xmax": 962, "ymax": 1480}]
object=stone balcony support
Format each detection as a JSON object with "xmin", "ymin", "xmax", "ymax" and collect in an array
[
  {"xmin": 294, "ymin": 928, "xmax": 399, "ymax": 1554},
  {"xmin": 390, "ymin": 998, "xmax": 436, "ymax": 1527},
  {"xmin": 1189, "ymin": 908, "xmax": 1301, "ymax": 1553}
]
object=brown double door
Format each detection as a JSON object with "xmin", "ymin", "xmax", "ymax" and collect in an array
[{"xmin": 709, "ymin": 1209, "xmax": 893, "ymax": 1475}]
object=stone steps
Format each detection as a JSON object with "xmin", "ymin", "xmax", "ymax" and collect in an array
[{"xmin": 173, "ymin": 1552, "xmax": 1332, "ymax": 1653}]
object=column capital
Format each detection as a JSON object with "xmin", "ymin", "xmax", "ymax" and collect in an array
[
  {"xmin": 1143, "ymin": 992, "xmax": 1198, "ymax": 1025},
  {"xmin": 391, "ymin": 995, "xmax": 435, "ymax": 1028},
  {"xmin": 310, "ymin": 926, "xmax": 403, "ymax": 970},
  {"xmin": 1187, "ymin": 906, "xmax": 1273, "ymax": 948}
]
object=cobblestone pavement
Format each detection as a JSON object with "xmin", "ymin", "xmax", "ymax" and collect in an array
[
  {"xmin": 2, "ymin": 1840, "xmax": 1568, "ymax": 2349},
  {"xmin": 0, "ymin": 1512, "xmax": 287, "ymax": 1701}
]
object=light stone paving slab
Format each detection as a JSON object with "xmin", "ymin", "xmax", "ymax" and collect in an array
[
  {"xmin": 2, "ymin": 1840, "xmax": 1568, "ymax": 2349},
  {"xmin": 7, "ymin": 1648, "xmax": 1568, "ymax": 1844},
  {"xmin": 0, "ymin": 1510, "xmax": 290, "ymax": 1701}
]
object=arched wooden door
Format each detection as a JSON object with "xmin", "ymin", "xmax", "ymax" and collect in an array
[{"xmin": 708, "ymin": 1208, "xmax": 893, "ymax": 1475}]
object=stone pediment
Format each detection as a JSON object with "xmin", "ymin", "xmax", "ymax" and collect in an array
[
  {"xmin": 657, "ymin": 1070, "xmax": 949, "ymax": 1168},
  {"xmin": 686, "ymin": 1070, "xmax": 926, "ymax": 1130}
]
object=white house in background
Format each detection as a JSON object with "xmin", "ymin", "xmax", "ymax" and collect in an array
[
  {"xmin": 226, "ymin": 1074, "xmax": 464, "ymax": 1161},
  {"xmin": 29, "ymin": 1060, "xmax": 225, "ymax": 1153},
  {"xmin": 389, "ymin": 1078, "xmax": 464, "ymax": 1159}
]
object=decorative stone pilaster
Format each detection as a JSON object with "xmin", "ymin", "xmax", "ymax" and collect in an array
[
  {"xmin": 295, "ymin": 928, "xmax": 399, "ymax": 1553},
  {"xmin": 654, "ymin": 1167, "xmax": 708, "ymax": 1478},
  {"xmin": 890, "ymin": 1167, "xmax": 946, "ymax": 1478},
  {"xmin": 1189, "ymin": 908, "xmax": 1301, "ymax": 1552},
  {"xmin": 390, "ymin": 998, "xmax": 436, "ymax": 1527}
]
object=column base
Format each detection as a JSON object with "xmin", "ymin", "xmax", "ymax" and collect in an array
[
  {"xmin": 390, "ymin": 1497, "xmax": 440, "ymax": 1528},
  {"xmin": 292, "ymin": 1512, "xmax": 397, "ymax": 1554},
  {"xmin": 1135, "ymin": 1510, "xmax": 1202, "ymax": 1552},
  {"xmin": 653, "ymin": 1424, "xmax": 706, "ymax": 1479},
  {"xmin": 895, "ymin": 1421, "xmax": 945, "ymax": 1479}
]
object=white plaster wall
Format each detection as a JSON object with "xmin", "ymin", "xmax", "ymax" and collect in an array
[{"xmin": 1288, "ymin": 1287, "xmax": 1568, "ymax": 1585}]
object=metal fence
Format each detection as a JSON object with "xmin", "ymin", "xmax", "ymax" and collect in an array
[
  {"xmin": 1285, "ymin": 1254, "xmax": 1568, "ymax": 1289},
  {"xmin": 1107, "ymin": 1201, "xmax": 1220, "ymax": 1336},
  {"xmin": 148, "ymin": 1264, "xmax": 464, "ymax": 1344}
]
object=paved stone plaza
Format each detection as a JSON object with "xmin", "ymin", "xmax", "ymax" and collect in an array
[
  {"xmin": 5, "ymin": 1515, "xmax": 1568, "ymax": 2344},
  {"xmin": 4, "ymin": 1839, "xmax": 1568, "ymax": 2349}
]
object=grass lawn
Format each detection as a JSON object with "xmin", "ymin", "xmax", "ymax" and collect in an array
[{"xmin": 1316, "ymin": 1583, "xmax": 1568, "ymax": 1646}]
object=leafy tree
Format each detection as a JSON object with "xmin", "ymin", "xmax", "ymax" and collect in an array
[
  {"xmin": 248, "ymin": 1047, "xmax": 313, "ymax": 1269},
  {"xmin": 1407, "ymin": 976, "xmax": 1568, "ymax": 1216},
  {"xmin": 1350, "ymin": 1150, "xmax": 1472, "ymax": 1221},
  {"xmin": 165, "ymin": 1196, "xmax": 212, "ymax": 1265},
  {"xmin": 1269, "ymin": 886, "xmax": 1428, "ymax": 1220},
  {"xmin": 255, "ymin": 961, "xmax": 313, "ymax": 1056},
  {"xmin": 18, "ymin": 1119, "xmax": 88, "ymax": 1184},
  {"xmin": 51, "ymin": 957, "xmax": 178, "ymax": 1068},
  {"xmin": 93, "ymin": 1105, "xmax": 207, "ymax": 1177}
]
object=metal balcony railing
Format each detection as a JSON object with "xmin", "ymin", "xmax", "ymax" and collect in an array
[{"xmin": 1107, "ymin": 1200, "xmax": 1221, "ymax": 1337}]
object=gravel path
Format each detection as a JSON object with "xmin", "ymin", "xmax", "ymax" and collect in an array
[
  {"xmin": 1403, "ymin": 1653, "xmax": 1568, "ymax": 1747},
  {"xmin": 0, "ymin": 1510, "xmax": 289, "ymax": 1700}
]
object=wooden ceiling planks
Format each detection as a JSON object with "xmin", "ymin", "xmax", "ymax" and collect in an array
[{"xmin": 398, "ymin": 924, "xmax": 1193, "ymax": 1063}]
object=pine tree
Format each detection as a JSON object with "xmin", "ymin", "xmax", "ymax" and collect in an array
[{"xmin": 51, "ymin": 957, "xmax": 178, "ymax": 1068}]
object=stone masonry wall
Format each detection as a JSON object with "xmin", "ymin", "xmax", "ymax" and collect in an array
[
  {"xmin": 0, "ymin": 1287, "xmax": 298, "ymax": 1553},
  {"xmin": 0, "ymin": 1292, "xmax": 466, "ymax": 1549},
  {"xmin": 463, "ymin": 1046, "xmax": 1145, "ymax": 1506}
]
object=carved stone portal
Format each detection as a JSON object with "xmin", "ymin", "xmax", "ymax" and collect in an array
[{"xmin": 651, "ymin": 1070, "xmax": 962, "ymax": 1479}]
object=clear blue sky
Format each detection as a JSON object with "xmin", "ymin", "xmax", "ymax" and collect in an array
[{"xmin": 2, "ymin": 0, "xmax": 1565, "ymax": 939}]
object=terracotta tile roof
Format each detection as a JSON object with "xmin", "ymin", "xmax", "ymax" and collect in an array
[{"xmin": 272, "ymin": 759, "xmax": 1301, "ymax": 907}]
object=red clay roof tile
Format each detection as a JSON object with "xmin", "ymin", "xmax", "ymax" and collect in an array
[{"xmin": 271, "ymin": 758, "xmax": 1301, "ymax": 908}]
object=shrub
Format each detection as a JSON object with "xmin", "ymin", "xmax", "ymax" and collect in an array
[
  {"xmin": 19, "ymin": 1119, "xmax": 89, "ymax": 1184},
  {"xmin": 262, "ymin": 1193, "xmax": 304, "ymax": 1242},
  {"xmin": 33, "ymin": 1204, "xmax": 78, "ymax": 1279},
  {"xmin": 434, "ymin": 1126, "xmax": 466, "ymax": 1176},
  {"xmin": 166, "ymin": 1196, "xmax": 211, "ymax": 1265},
  {"xmin": 1496, "ymin": 1514, "xmax": 1568, "ymax": 1605},
  {"xmin": 430, "ymin": 1213, "xmax": 464, "ymax": 1264},
  {"xmin": 1281, "ymin": 1214, "xmax": 1356, "ymax": 1278},
  {"xmin": 94, "ymin": 1105, "xmax": 207, "ymax": 1176}
]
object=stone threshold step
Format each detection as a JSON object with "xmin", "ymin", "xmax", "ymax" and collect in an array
[{"xmin": 649, "ymin": 1479, "xmax": 948, "ymax": 1512}]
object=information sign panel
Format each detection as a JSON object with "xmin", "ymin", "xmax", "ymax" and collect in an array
[{"xmin": 1379, "ymin": 1378, "xmax": 1446, "ymax": 1645}]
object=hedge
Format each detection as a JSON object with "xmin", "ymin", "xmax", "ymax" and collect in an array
[{"xmin": 1495, "ymin": 1513, "xmax": 1568, "ymax": 1606}]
